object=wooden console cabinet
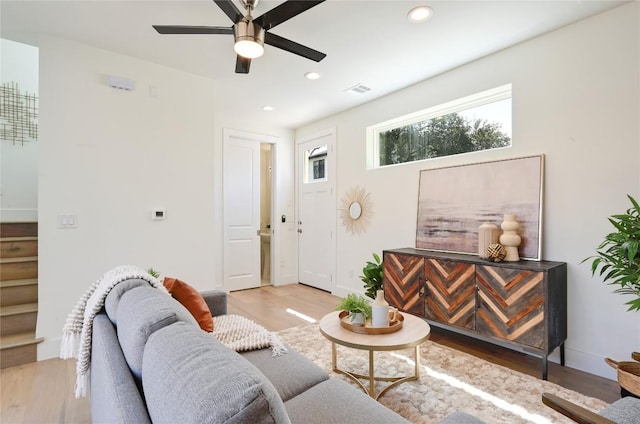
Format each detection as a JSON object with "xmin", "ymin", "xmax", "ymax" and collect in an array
[{"xmin": 383, "ymin": 248, "xmax": 567, "ymax": 379}]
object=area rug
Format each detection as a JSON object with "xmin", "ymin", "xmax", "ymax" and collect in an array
[{"xmin": 278, "ymin": 324, "xmax": 608, "ymax": 424}]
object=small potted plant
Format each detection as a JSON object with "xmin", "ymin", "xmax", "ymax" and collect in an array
[
  {"xmin": 583, "ymin": 194, "xmax": 640, "ymax": 312},
  {"xmin": 360, "ymin": 253, "xmax": 384, "ymax": 299},
  {"xmin": 335, "ymin": 293, "xmax": 372, "ymax": 326}
]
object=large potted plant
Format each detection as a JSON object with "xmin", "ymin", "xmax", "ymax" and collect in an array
[
  {"xmin": 360, "ymin": 253, "xmax": 384, "ymax": 299},
  {"xmin": 583, "ymin": 194, "xmax": 640, "ymax": 312}
]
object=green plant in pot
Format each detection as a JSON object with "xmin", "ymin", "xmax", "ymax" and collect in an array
[
  {"xmin": 583, "ymin": 194, "xmax": 640, "ymax": 312},
  {"xmin": 335, "ymin": 293, "xmax": 372, "ymax": 326},
  {"xmin": 360, "ymin": 253, "xmax": 384, "ymax": 299}
]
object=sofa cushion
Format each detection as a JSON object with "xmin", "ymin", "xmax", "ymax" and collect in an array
[
  {"xmin": 116, "ymin": 286, "xmax": 197, "ymax": 382},
  {"xmin": 91, "ymin": 313, "xmax": 151, "ymax": 424},
  {"xmin": 284, "ymin": 379, "xmax": 409, "ymax": 424},
  {"xmin": 142, "ymin": 322, "xmax": 291, "ymax": 424},
  {"xmin": 104, "ymin": 278, "xmax": 151, "ymax": 324},
  {"xmin": 599, "ymin": 396, "xmax": 640, "ymax": 424},
  {"xmin": 163, "ymin": 277, "xmax": 214, "ymax": 332},
  {"xmin": 241, "ymin": 347, "xmax": 329, "ymax": 401}
]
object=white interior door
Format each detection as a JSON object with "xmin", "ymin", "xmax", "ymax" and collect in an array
[
  {"xmin": 223, "ymin": 130, "xmax": 261, "ymax": 291},
  {"xmin": 297, "ymin": 130, "xmax": 335, "ymax": 292}
]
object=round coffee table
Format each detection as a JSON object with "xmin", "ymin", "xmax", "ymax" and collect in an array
[{"xmin": 319, "ymin": 310, "xmax": 431, "ymax": 400}]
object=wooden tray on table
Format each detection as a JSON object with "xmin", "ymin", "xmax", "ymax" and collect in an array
[{"xmin": 338, "ymin": 310, "xmax": 404, "ymax": 334}]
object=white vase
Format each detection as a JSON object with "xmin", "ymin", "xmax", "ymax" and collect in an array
[
  {"xmin": 499, "ymin": 214, "xmax": 521, "ymax": 261},
  {"xmin": 478, "ymin": 222, "xmax": 500, "ymax": 259},
  {"xmin": 371, "ymin": 290, "xmax": 390, "ymax": 328}
]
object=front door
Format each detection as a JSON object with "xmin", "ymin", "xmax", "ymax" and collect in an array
[{"xmin": 297, "ymin": 130, "xmax": 336, "ymax": 292}]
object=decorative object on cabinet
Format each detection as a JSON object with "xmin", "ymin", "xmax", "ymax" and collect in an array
[
  {"xmin": 339, "ymin": 185, "xmax": 373, "ymax": 235},
  {"xmin": 383, "ymin": 248, "xmax": 566, "ymax": 379},
  {"xmin": 486, "ymin": 243, "xmax": 507, "ymax": 262},
  {"xmin": 416, "ymin": 155, "xmax": 543, "ymax": 260},
  {"xmin": 499, "ymin": 214, "xmax": 522, "ymax": 261},
  {"xmin": 478, "ymin": 222, "xmax": 500, "ymax": 259},
  {"xmin": 583, "ymin": 194, "xmax": 640, "ymax": 312}
]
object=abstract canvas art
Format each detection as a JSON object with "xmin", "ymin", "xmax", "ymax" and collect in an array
[{"xmin": 416, "ymin": 155, "xmax": 543, "ymax": 260}]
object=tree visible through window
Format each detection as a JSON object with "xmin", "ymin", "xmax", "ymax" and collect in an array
[{"xmin": 369, "ymin": 85, "xmax": 512, "ymax": 168}]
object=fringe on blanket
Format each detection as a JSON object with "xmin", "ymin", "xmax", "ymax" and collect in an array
[{"xmin": 212, "ymin": 314, "xmax": 288, "ymax": 357}]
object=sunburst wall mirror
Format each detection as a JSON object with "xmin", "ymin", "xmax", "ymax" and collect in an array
[{"xmin": 339, "ymin": 186, "xmax": 373, "ymax": 235}]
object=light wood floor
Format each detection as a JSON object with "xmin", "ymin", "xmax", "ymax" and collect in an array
[{"xmin": 0, "ymin": 284, "xmax": 620, "ymax": 423}]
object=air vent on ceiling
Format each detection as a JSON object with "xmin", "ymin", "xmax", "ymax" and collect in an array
[{"xmin": 344, "ymin": 83, "xmax": 372, "ymax": 94}]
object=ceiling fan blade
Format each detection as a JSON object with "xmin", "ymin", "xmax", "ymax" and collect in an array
[
  {"xmin": 235, "ymin": 56, "xmax": 251, "ymax": 74},
  {"xmin": 153, "ymin": 25, "xmax": 233, "ymax": 35},
  {"xmin": 264, "ymin": 32, "xmax": 326, "ymax": 62},
  {"xmin": 254, "ymin": 0, "xmax": 325, "ymax": 31},
  {"xmin": 214, "ymin": 0, "xmax": 245, "ymax": 24}
]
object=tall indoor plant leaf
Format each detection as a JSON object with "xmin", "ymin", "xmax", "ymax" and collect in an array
[
  {"xmin": 360, "ymin": 253, "xmax": 384, "ymax": 299},
  {"xmin": 583, "ymin": 194, "xmax": 640, "ymax": 311}
]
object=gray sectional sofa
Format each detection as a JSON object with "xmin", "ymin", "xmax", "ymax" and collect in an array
[{"xmin": 91, "ymin": 278, "xmax": 483, "ymax": 423}]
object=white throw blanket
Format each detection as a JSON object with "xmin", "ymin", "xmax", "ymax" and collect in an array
[
  {"xmin": 60, "ymin": 265, "xmax": 166, "ymax": 398},
  {"xmin": 212, "ymin": 314, "xmax": 287, "ymax": 356}
]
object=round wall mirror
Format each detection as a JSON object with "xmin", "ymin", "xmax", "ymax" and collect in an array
[{"xmin": 349, "ymin": 202, "xmax": 362, "ymax": 220}]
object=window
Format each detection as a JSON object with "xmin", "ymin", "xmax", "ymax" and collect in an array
[
  {"xmin": 367, "ymin": 84, "xmax": 512, "ymax": 168},
  {"xmin": 305, "ymin": 145, "xmax": 327, "ymax": 182}
]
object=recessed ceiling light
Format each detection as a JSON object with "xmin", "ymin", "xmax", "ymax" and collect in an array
[
  {"xmin": 408, "ymin": 5, "xmax": 433, "ymax": 23},
  {"xmin": 262, "ymin": 105, "xmax": 274, "ymax": 111},
  {"xmin": 304, "ymin": 72, "xmax": 322, "ymax": 80}
]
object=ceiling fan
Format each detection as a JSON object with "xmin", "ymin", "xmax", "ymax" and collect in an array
[{"xmin": 153, "ymin": 0, "xmax": 327, "ymax": 74}]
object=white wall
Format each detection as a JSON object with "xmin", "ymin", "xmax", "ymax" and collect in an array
[
  {"xmin": 37, "ymin": 35, "xmax": 297, "ymax": 359},
  {"xmin": 296, "ymin": 3, "xmax": 640, "ymax": 380},
  {"xmin": 1, "ymin": 39, "xmax": 38, "ymax": 221}
]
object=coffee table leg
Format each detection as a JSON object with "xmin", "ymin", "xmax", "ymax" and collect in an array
[
  {"xmin": 415, "ymin": 345, "xmax": 420, "ymax": 378},
  {"xmin": 369, "ymin": 350, "xmax": 375, "ymax": 398},
  {"xmin": 331, "ymin": 342, "xmax": 337, "ymax": 371}
]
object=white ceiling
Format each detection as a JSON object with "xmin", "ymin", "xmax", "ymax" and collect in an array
[{"xmin": 1, "ymin": 0, "xmax": 627, "ymax": 129}]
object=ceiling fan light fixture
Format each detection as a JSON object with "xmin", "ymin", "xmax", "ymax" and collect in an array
[
  {"xmin": 234, "ymin": 20, "xmax": 265, "ymax": 58},
  {"xmin": 408, "ymin": 5, "xmax": 433, "ymax": 23}
]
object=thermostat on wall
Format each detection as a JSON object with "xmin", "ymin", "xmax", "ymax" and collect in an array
[{"xmin": 152, "ymin": 209, "xmax": 166, "ymax": 220}]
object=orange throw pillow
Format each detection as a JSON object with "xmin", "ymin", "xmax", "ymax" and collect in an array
[{"xmin": 163, "ymin": 277, "xmax": 214, "ymax": 332}]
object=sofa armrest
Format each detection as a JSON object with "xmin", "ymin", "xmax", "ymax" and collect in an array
[
  {"xmin": 541, "ymin": 393, "xmax": 614, "ymax": 424},
  {"xmin": 201, "ymin": 290, "xmax": 227, "ymax": 317}
]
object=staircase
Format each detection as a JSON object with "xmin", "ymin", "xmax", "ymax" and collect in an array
[{"xmin": 0, "ymin": 222, "xmax": 42, "ymax": 369}]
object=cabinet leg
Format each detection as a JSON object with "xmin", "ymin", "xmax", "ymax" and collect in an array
[
  {"xmin": 542, "ymin": 355, "xmax": 548, "ymax": 380},
  {"xmin": 560, "ymin": 343, "xmax": 565, "ymax": 366}
]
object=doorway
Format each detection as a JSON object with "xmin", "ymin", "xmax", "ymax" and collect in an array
[
  {"xmin": 296, "ymin": 129, "xmax": 336, "ymax": 292},
  {"xmin": 223, "ymin": 129, "xmax": 277, "ymax": 292}
]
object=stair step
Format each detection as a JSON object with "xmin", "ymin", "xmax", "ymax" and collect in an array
[
  {"xmin": 1, "ymin": 279, "xmax": 38, "ymax": 307},
  {"xmin": 0, "ymin": 237, "xmax": 38, "ymax": 258},
  {"xmin": 0, "ymin": 222, "xmax": 37, "ymax": 238},
  {"xmin": 0, "ymin": 303, "xmax": 38, "ymax": 337},
  {"xmin": 0, "ymin": 278, "xmax": 38, "ymax": 288},
  {"xmin": 1, "ymin": 302, "xmax": 38, "ymax": 316},
  {"xmin": 0, "ymin": 257, "xmax": 38, "ymax": 281},
  {"xmin": 0, "ymin": 331, "xmax": 43, "ymax": 349},
  {"xmin": 0, "ymin": 332, "xmax": 43, "ymax": 369}
]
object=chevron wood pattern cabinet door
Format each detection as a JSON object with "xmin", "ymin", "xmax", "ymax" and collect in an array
[
  {"xmin": 383, "ymin": 252, "xmax": 425, "ymax": 317},
  {"xmin": 476, "ymin": 265, "xmax": 544, "ymax": 349},
  {"xmin": 424, "ymin": 259, "xmax": 476, "ymax": 330}
]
